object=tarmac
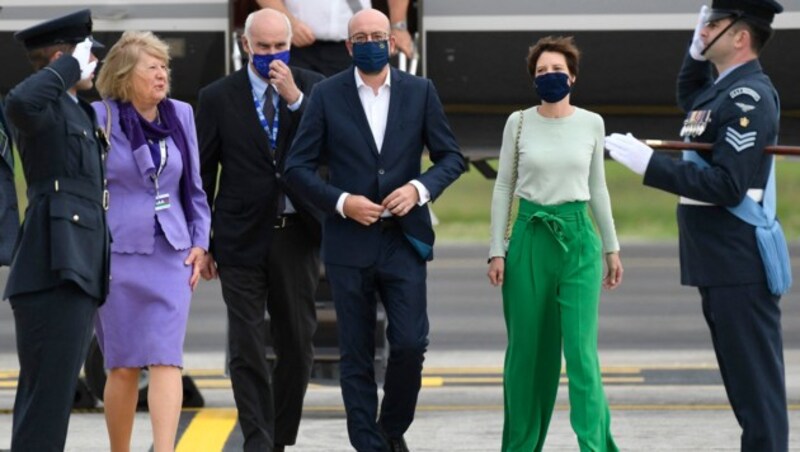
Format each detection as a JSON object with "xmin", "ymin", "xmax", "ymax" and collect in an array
[{"xmin": 1, "ymin": 349, "xmax": 799, "ymax": 451}]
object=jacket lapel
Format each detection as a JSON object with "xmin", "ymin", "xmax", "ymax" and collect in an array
[
  {"xmin": 230, "ymin": 69, "xmax": 274, "ymax": 164},
  {"xmin": 341, "ymin": 68, "xmax": 380, "ymax": 157},
  {"xmin": 381, "ymin": 67, "xmax": 404, "ymax": 154}
]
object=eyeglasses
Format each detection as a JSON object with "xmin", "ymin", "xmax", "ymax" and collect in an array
[{"xmin": 349, "ymin": 32, "xmax": 389, "ymax": 44}]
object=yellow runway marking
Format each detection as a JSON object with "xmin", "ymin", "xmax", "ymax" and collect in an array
[{"xmin": 176, "ymin": 409, "xmax": 237, "ymax": 452}]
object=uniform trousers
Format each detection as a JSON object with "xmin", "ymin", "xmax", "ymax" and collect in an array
[
  {"xmin": 699, "ymin": 284, "xmax": 788, "ymax": 452},
  {"xmin": 218, "ymin": 220, "xmax": 319, "ymax": 451},
  {"xmin": 326, "ymin": 224, "xmax": 429, "ymax": 452},
  {"xmin": 9, "ymin": 283, "xmax": 98, "ymax": 452},
  {"xmin": 502, "ymin": 200, "xmax": 617, "ymax": 452}
]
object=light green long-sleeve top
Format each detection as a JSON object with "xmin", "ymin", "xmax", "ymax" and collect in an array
[{"xmin": 489, "ymin": 106, "xmax": 620, "ymax": 258}]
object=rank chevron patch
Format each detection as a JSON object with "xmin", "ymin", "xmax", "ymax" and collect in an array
[{"xmin": 725, "ymin": 127, "xmax": 757, "ymax": 152}]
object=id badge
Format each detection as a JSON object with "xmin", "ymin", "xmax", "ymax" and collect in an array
[{"xmin": 155, "ymin": 193, "xmax": 171, "ymax": 211}]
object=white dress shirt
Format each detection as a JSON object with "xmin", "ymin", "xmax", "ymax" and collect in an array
[{"xmin": 285, "ymin": 0, "xmax": 371, "ymax": 42}]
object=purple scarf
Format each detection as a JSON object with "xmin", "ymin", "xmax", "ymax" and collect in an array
[{"xmin": 118, "ymin": 99, "xmax": 194, "ymax": 223}]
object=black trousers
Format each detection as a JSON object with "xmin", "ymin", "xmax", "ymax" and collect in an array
[
  {"xmin": 9, "ymin": 283, "xmax": 98, "ymax": 452},
  {"xmin": 699, "ymin": 284, "xmax": 788, "ymax": 452},
  {"xmin": 326, "ymin": 227, "xmax": 429, "ymax": 452},
  {"xmin": 290, "ymin": 41, "xmax": 352, "ymax": 77},
  {"xmin": 219, "ymin": 221, "xmax": 319, "ymax": 451}
]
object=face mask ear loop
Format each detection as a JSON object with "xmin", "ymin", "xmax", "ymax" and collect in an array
[{"xmin": 701, "ymin": 14, "xmax": 742, "ymax": 56}]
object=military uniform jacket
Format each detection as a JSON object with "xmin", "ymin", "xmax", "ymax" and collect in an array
[
  {"xmin": 0, "ymin": 101, "xmax": 20, "ymax": 265},
  {"xmin": 644, "ymin": 54, "xmax": 778, "ymax": 287},
  {"xmin": 3, "ymin": 56, "xmax": 110, "ymax": 301}
]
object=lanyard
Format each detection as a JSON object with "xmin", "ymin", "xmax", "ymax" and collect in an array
[
  {"xmin": 252, "ymin": 88, "xmax": 280, "ymax": 150},
  {"xmin": 149, "ymin": 138, "xmax": 168, "ymax": 194}
]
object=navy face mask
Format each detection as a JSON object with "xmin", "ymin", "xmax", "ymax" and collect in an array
[
  {"xmin": 533, "ymin": 72, "xmax": 571, "ymax": 103},
  {"xmin": 251, "ymin": 49, "xmax": 290, "ymax": 79},
  {"xmin": 352, "ymin": 40, "xmax": 389, "ymax": 74}
]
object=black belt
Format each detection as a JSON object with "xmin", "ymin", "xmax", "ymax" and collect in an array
[
  {"xmin": 27, "ymin": 178, "xmax": 108, "ymax": 210},
  {"xmin": 274, "ymin": 214, "xmax": 300, "ymax": 229}
]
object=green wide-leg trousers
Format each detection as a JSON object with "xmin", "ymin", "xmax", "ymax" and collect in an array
[{"xmin": 501, "ymin": 200, "xmax": 618, "ymax": 452}]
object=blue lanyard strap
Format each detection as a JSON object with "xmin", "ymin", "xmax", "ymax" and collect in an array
[
  {"xmin": 252, "ymin": 89, "xmax": 280, "ymax": 150},
  {"xmin": 148, "ymin": 139, "xmax": 168, "ymax": 194}
]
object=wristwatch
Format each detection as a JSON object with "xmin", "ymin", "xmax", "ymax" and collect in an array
[{"xmin": 391, "ymin": 20, "xmax": 408, "ymax": 31}]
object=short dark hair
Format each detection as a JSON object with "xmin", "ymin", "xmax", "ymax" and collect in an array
[
  {"xmin": 27, "ymin": 43, "xmax": 74, "ymax": 71},
  {"xmin": 734, "ymin": 19, "xmax": 774, "ymax": 53},
  {"xmin": 526, "ymin": 36, "xmax": 580, "ymax": 78}
]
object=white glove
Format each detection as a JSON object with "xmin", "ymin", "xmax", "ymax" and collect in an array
[
  {"xmin": 72, "ymin": 37, "xmax": 97, "ymax": 81},
  {"xmin": 604, "ymin": 133, "xmax": 654, "ymax": 176},
  {"xmin": 689, "ymin": 5, "xmax": 710, "ymax": 61}
]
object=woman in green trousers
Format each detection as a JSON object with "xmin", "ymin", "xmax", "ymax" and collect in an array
[{"xmin": 487, "ymin": 36, "xmax": 624, "ymax": 452}]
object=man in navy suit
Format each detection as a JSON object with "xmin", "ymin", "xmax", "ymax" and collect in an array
[{"xmin": 285, "ymin": 8, "xmax": 464, "ymax": 451}]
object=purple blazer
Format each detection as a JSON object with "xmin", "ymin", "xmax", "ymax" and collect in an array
[{"xmin": 92, "ymin": 98, "xmax": 210, "ymax": 254}]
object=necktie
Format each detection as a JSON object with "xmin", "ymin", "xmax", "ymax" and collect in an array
[{"xmin": 263, "ymin": 84, "xmax": 276, "ymax": 131}]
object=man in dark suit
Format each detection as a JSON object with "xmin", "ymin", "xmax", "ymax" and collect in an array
[
  {"xmin": 196, "ymin": 8, "xmax": 324, "ymax": 452},
  {"xmin": 0, "ymin": 99, "xmax": 19, "ymax": 267},
  {"xmin": 285, "ymin": 9, "xmax": 465, "ymax": 451},
  {"xmin": 606, "ymin": 1, "xmax": 789, "ymax": 450},
  {"xmin": 3, "ymin": 9, "xmax": 110, "ymax": 452}
]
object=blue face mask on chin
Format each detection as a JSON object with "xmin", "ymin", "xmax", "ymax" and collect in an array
[
  {"xmin": 352, "ymin": 41, "xmax": 389, "ymax": 74},
  {"xmin": 251, "ymin": 49, "xmax": 290, "ymax": 79},
  {"xmin": 534, "ymin": 72, "xmax": 572, "ymax": 103}
]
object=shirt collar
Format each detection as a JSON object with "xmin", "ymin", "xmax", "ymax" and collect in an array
[
  {"xmin": 354, "ymin": 67, "xmax": 391, "ymax": 91},
  {"xmin": 715, "ymin": 62, "xmax": 745, "ymax": 84},
  {"xmin": 247, "ymin": 63, "xmax": 269, "ymax": 97}
]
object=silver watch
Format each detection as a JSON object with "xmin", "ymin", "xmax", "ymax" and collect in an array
[{"xmin": 391, "ymin": 20, "xmax": 408, "ymax": 31}]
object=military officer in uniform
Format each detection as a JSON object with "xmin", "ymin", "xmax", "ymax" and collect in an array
[
  {"xmin": 605, "ymin": 1, "xmax": 789, "ymax": 450},
  {"xmin": 0, "ymin": 99, "xmax": 19, "ymax": 267},
  {"xmin": 2, "ymin": 9, "xmax": 110, "ymax": 451}
]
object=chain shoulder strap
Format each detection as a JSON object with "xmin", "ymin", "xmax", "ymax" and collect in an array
[{"xmin": 504, "ymin": 110, "xmax": 524, "ymax": 242}]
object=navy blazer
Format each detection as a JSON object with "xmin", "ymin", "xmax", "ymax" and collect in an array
[
  {"xmin": 197, "ymin": 66, "xmax": 324, "ymax": 266},
  {"xmin": 645, "ymin": 55, "xmax": 778, "ymax": 287},
  {"xmin": 285, "ymin": 67, "xmax": 465, "ymax": 267}
]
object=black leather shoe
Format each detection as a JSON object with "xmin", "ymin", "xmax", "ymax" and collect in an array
[
  {"xmin": 380, "ymin": 428, "xmax": 409, "ymax": 452},
  {"xmin": 387, "ymin": 436, "xmax": 409, "ymax": 452}
]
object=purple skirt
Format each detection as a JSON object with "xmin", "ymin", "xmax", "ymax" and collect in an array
[{"xmin": 95, "ymin": 234, "xmax": 192, "ymax": 369}]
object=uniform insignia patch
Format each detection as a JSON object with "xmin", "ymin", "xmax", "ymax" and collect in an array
[
  {"xmin": 729, "ymin": 87, "xmax": 761, "ymax": 102},
  {"xmin": 740, "ymin": 117, "xmax": 750, "ymax": 128},
  {"xmin": 725, "ymin": 127, "xmax": 757, "ymax": 152},
  {"xmin": 735, "ymin": 102, "xmax": 755, "ymax": 113}
]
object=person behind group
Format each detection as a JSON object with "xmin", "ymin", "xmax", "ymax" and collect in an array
[
  {"xmin": 605, "ymin": 1, "xmax": 789, "ymax": 450},
  {"xmin": 0, "ymin": 98, "xmax": 19, "ymax": 268},
  {"xmin": 284, "ymin": 8, "xmax": 465, "ymax": 451},
  {"xmin": 487, "ymin": 35, "xmax": 623, "ymax": 452},
  {"xmin": 2, "ymin": 9, "xmax": 110, "ymax": 451},
  {"xmin": 90, "ymin": 30, "xmax": 211, "ymax": 452},
  {"xmin": 196, "ymin": 8, "xmax": 324, "ymax": 452},
  {"xmin": 257, "ymin": 0, "xmax": 415, "ymax": 76}
]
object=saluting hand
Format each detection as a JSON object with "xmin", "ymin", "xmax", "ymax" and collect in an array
[
  {"xmin": 382, "ymin": 184, "xmax": 419, "ymax": 217},
  {"xmin": 343, "ymin": 195, "xmax": 385, "ymax": 226},
  {"xmin": 269, "ymin": 60, "xmax": 301, "ymax": 105},
  {"xmin": 185, "ymin": 247, "xmax": 207, "ymax": 291}
]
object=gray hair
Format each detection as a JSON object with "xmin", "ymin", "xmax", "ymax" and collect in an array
[{"xmin": 244, "ymin": 9, "xmax": 293, "ymax": 43}]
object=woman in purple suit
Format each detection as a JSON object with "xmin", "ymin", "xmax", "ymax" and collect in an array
[{"xmin": 92, "ymin": 31, "xmax": 211, "ymax": 451}]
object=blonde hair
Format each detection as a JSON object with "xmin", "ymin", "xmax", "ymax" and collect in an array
[{"xmin": 95, "ymin": 31, "xmax": 171, "ymax": 101}]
